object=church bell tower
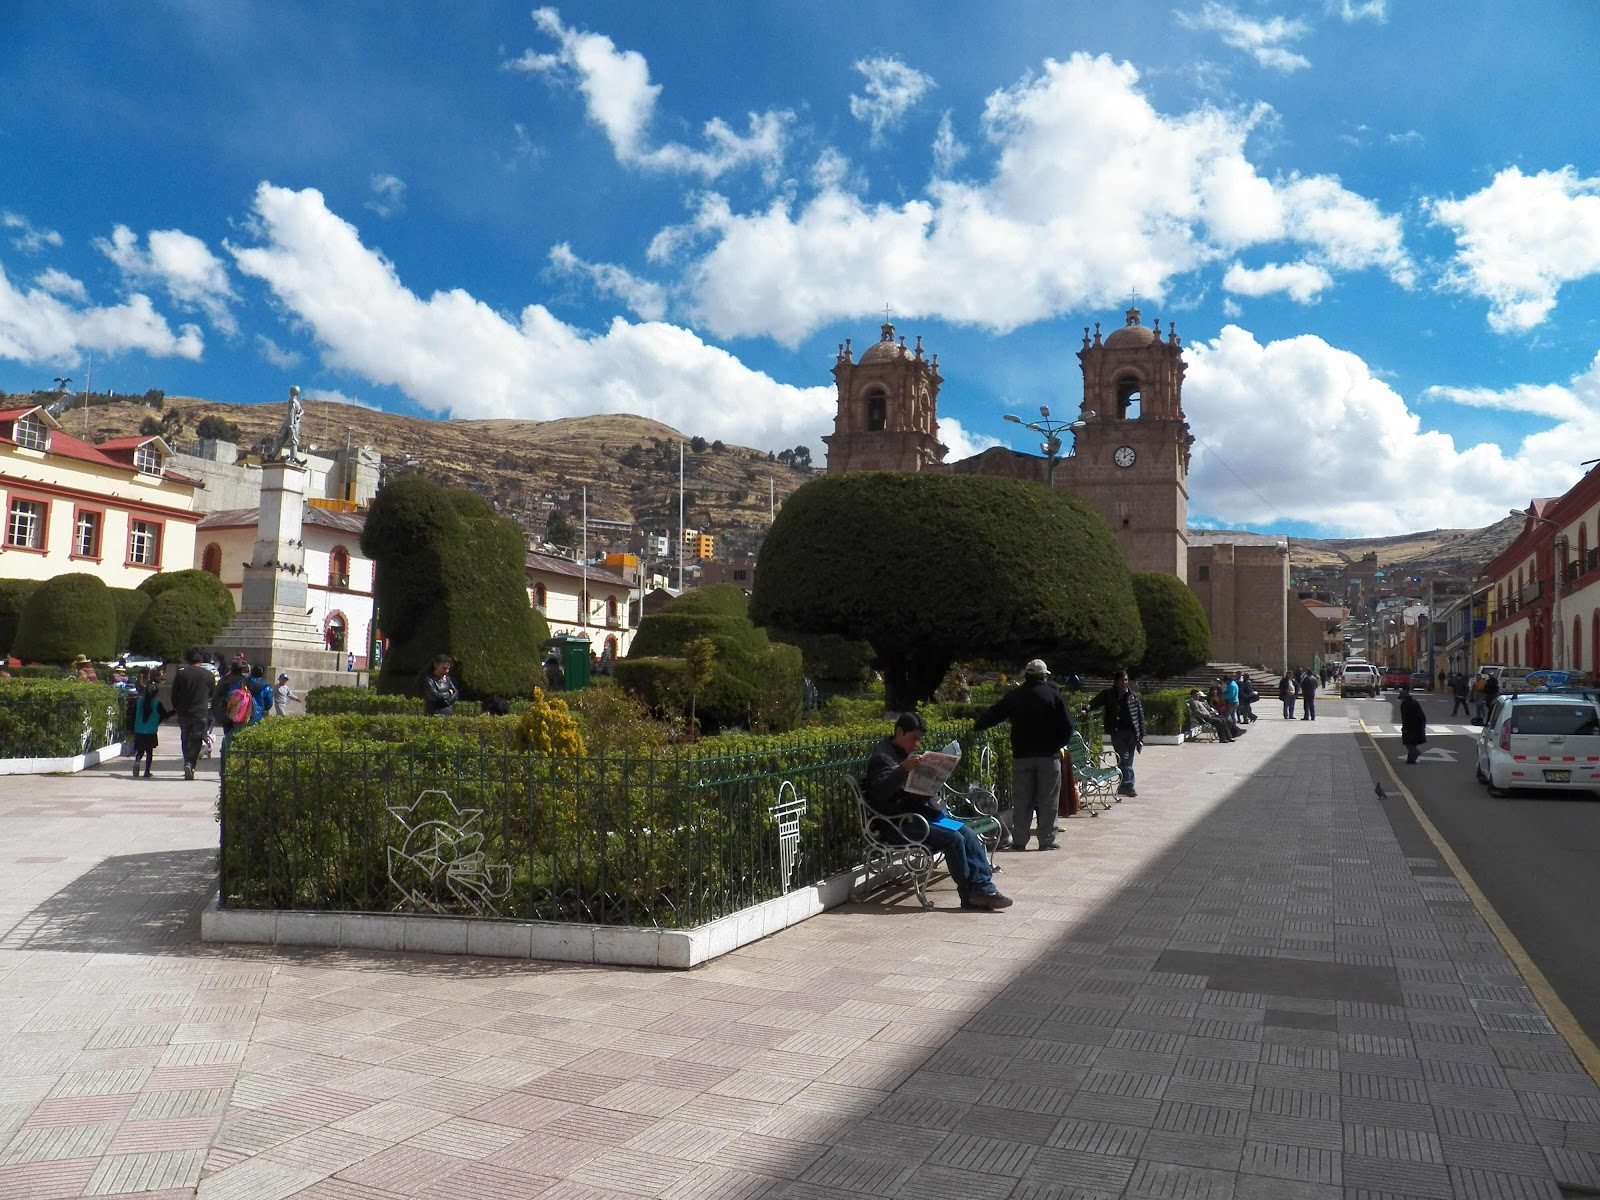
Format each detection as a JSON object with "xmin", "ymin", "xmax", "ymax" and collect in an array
[
  {"xmin": 824, "ymin": 322, "xmax": 947, "ymax": 473},
  {"xmin": 1067, "ymin": 306, "xmax": 1193, "ymax": 577}
]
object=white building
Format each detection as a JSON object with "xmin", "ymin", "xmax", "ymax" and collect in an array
[{"xmin": 527, "ymin": 551, "xmax": 635, "ymax": 660}]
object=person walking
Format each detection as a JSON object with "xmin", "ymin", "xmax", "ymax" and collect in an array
[
  {"xmin": 1221, "ymin": 674, "xmax": 1240, "ymax": 725},
  {"xmin": 128, "ymin": 678, "xmax": 170, "ymax": 779},
  {"xmin": 1400, "ymin": 685, "xmax": 1428, "ymax": 764},
  {"xmin": 1087, "ymin": 669, "xmax": 1146, "ymax": 798},
  {"xmin": 273, "ymin": 673, "xmax": 297, "ymax": 716},
  {"xmin": 214, "ymin": 661, "xmax": 253, "ymax": 753},
  {"xmin": 972, "ymin": 658, "xmax": 1075, "ymax": 851},
  {"xmin": 1279, "ymin": 670, "xmax": 1297, "ymax": 719},
  {"xmin": 1450, "ymin": 672, "xmax": 1471, "ymax": 717},
  {"xmin": 170, "ymin": 648, "xmax": 216, "ymax": 781},
  {"xmin": 1299, "ymin": 668, "xmax": 1318, "ymax": 721},
  {"xmin": 1237, "ymin": 671, "xmax": 1258, "ymax": 722}
]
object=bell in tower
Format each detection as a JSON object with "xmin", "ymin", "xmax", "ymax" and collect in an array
[{"xmin": 823, "ymin": 321, "xmax": 947, "ymax": 473}]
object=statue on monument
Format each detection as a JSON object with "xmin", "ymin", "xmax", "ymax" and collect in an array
[{"xmin": 266, "ymin": 386, "xmax": 306, "ymax": 464}]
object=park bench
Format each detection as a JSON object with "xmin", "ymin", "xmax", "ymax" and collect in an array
[
  {"xmin": 1067, "ymin": 731, "xmax": 1121, "ymax": 815},
  {"xmin": 1187, "ymin": 716, "xmax": 1219, "ymax": 742},
  {"xmin": 845, "ymin": 773, "xmax": 1003, "ymax": 909}
]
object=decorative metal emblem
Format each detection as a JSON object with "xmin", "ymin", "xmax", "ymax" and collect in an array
[
  {"xmin": 769, "ymin": 780, "xmax": 807, "ymax": 893},
  {"xmin": 387, "ymin": 789, "xmax": 511, "ymax": 916}
]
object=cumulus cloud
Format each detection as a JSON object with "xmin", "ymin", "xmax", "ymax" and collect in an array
[
  {"xmin": 255, "ymin": 333, "xmax": 303, "ymax": 369},
  {"xmin": 1222, "ymin": 260, "xmax": 1333, "ymax": 302},
  {"xmin": 1329, "ymin": 0, "xmax": 1387, "ymax": 20},
  {"xmin": 34, "ymin": 268, "xmax": 88, "ymax": 303},
  {"xmin": 1175, "ymin": 3, "xmax": 1311, "ymax": 72},
  {"xmin": 931, "ymin": 111, "xmax": 968, "ymax": 177},
  {"xmin": 0, "ymin": 261, "xmax": 203, "ymax": 365},
  {"xmin": 849, "ymin": 56, "xmax": 935, "ymax": 141},
  {"xmin": 1184, "ymin": 325, "xmax": 1599, "ymax": 534},
  {"xmin": 656, "ymin": 53, "xmax": 1410, "ymax": 343},
  {"xmin": 227, "ymin": 184, "xmax": 835, "ymax": 454},
  {"xmin": 1429, "ymin": 166, "xmax": 1600, "ymax": 334},
  {"xmin": 303, "ymin": 388, "xmax": 375, "ymax": 409},
  {"xmin": 547, "ymin": 243, "xmax": 667, "ymax": 320},
  {"xmin": 3, "ymin": 211, "xmax": 63, "ymax": 254},
  {"xmin": 95, "ymin": 225, "xmax": 238, "ymax": 335},
  {"xmin": 365, "ymin": 173, "xmax": 407, "ymax": 218},
  {"xmin": 508, "ymin": 7, "xmax": 788, "ymax": 180},
  {"xmin": 939, "ymin": 416, "xmax": 1004, "ymax": 462}
]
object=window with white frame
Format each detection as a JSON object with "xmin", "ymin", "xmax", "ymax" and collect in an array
[
  {"xmin": 11, "ymin": 414, "xmax": 48, "ymax": 451},
  {"xmin": 6, "ymin": 497, "xmax": 46, "ymax": 548},
  {"xmin": 74, "ymin": 509, "xmax": 102, "ymax": 558},
  {"xmin": 133, "ymin": 443, "xmax": 163, "ymax": 475},
  {"xmin": 128, "ymin": 519, "xmax": 161, "ymax": 566}
]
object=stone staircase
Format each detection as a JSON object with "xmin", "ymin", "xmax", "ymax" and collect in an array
[{"xmin": 1073, "ymin": 661, "xmax": 1282, "ymax": 696}]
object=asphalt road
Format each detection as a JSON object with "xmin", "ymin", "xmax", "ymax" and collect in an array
[{"xmin": 1352, "ymin": 689, "xmax": 1600, "ymax": 1048}]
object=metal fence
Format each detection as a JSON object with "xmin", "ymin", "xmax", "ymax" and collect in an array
[{"xmin": 219, "ymin": 723, "xmax": 1012, "ymax": 930}]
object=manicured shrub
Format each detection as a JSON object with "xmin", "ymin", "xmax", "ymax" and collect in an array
[
  {"xmin": 361, "ymin": 475, "xmax": 549, "ymax": 700},
  {"xmin": 0, "ymin": 579, "xmax": 40, "ymax": 657},
  {"xmin": 12, "ymin": 573, "xmax": 118, "ymax": 664},
  {"xmin": 303, "ymin": 686, "xmax": 507, "ymax": 717},
  {"xmin": 767, "ymin": 628, "xmax": 874, "ymax": 691},
  {"xmin": 131, "ymin": 589, "xmax": 225, "ymax": 661},
  {"xmin": 752, "ymin": 473, "xmax": 1145, "ymax": 711},
  {"xmin": 0, "ymin": 680, "xmax": 123, "ymax": 758},
  {"xmin": 108, "ymin": 588, "xmax": 152, "ymax": 652},
  {"xmin": 138, "ymin": 568, "xmax": 235, "ymax": 625},
  {"xmin": 1138, "ymin": 687, "xmax": 1194, "ymax": 737},
  {"xmin": 1130, "ymin": 572, "xmax": 1211, "ymax": 680}
]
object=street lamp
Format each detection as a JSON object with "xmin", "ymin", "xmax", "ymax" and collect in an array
[
  {"xmin": 1002, "ymin": 404, "xmax": 1093, "ymax": 489},
  {"xmin": 1512, "ymin": 508, "xmax": 1567, "ymax": 671}
]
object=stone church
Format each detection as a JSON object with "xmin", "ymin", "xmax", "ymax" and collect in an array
[{"xmin": 823, "ymin": 308, "xmax": 1325, "ymax": 671}]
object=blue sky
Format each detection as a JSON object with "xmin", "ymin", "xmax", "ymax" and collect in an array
[{"xmin": 3, "ymin": 1, "xmax": 1599, "ymax": 537}]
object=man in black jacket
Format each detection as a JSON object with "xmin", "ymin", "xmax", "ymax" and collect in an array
[
  {"xmin": 170, "ymin": 647, "xmax": 216, "ymax": 781},
  {"xmin": 865, "ymin": 712, "xmax": 1012, "ymax": 911},
  {"xmin": 973, "ymin": 659, "xmax": 1074, "ymax": 850},
  {"xmin": 1088, "ymin": 669, "xmax": 1146, "ymax": 797}
]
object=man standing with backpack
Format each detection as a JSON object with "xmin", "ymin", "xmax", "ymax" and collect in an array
[
  {"xmin": 972, "ymin": 659, "xmax": 1075, "ymax": 851},
  {"xmin": 215, "ymin": 661, "xmax": 254, "ymax": 753}
]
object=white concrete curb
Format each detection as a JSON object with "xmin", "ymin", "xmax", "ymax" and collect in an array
[
  {"xmin": 201, "ymin": 869, "xmax": 859, "ymax": 969},
  {"xmin": 0, "ymin": 741, "xmax": 125, "ymax": 776}
]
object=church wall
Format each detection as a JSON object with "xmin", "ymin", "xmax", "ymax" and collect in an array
[
  {"xmin": 1191, "ymin": 542, "xmax": 1294, "ymax": 670},
  {"xmin": 1287, "ymin": 596, "xmax": 1327, "ymax": 670}
]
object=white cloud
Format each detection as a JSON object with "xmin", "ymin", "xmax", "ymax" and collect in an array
[
  {"xmin": 255, "ymin": 333, "xmax": 303, "ymax": 369},
  {"xmin": 1328, "ymin": 0, "xmax": 1387, "ymax": 21},
  {"xmin": 939, "ymin": 416, "xmax": 1003, "ymax": 462},
  {"xmin": 658, "ymin": 53, "xmax": 1410, "ymax": 343},
  {"xmin": 547, "ymin": 243, "xmax": 667, "ymax": 320},
  {"xmin": 365, "ymin": 173, "xmax": 406, "ymax": 218},
  {"xmin": 303, "ymin": 388, "xmax": 375, "ymax": 409},
  {"xmin": 1175, "ymin": 3, "xmax": 1312, "ymax": 72},
  {"xmin": 1386, "ymin": 129, "xmax": 1422, "ymax": 146},
  {"xmin": 0, "ymin": 261, "xmax": 203, "ymax": 366},
  {"xmin": 1184, "ymin": 325, "xmax": 1599, "ymax": 534},
  {"xmin": 508, "ymin": 8, "xmax": 788, "ymax": 180},
  {"xmin": 227, "ymin": 184, "xmax": 835, "ymax": 455},
  {"xmin": 931, "ymin": 111, "xmax": 968, "ymax": 177},
  {"xmin": 2, "ymin": 211, "xmax": 63, "ymax": 254},
  {"xmin": 95, "ymin": 224, "xmax": 238, "ymax": 335},
  {"xmin": 1429, "ymin": 166, "xmax": 1600, "ymax": 334},
  {"xmin": 849, "ymin": 56, "xmax": 935, "ymax": 142},
  {"xmin": 34, "ymin": 268, "xmax": 88, "ymax": 303},
  {"xmin": 1222, "ymin": 260, "xmax": 1333, "ymax": 302}
]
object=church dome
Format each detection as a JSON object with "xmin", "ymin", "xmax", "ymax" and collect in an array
[
  {"xmin": 1103, "ymin": 305, "xmax": 1157, "ymax": 349},
  {"xmin": 859, "ymin": 321, "xmax": 909, "ymax": 364}
]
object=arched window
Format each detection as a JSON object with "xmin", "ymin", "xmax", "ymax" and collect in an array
[
  {"xmin": 329, "ymin": 545, "xmax": 351, "ymax": 588},
  {"xmin": 1115, "ymin": 375, "xmax": 1142, "ymax": 419},
  {"xmin": 533, "ymin": 583, "xmax": 548, "ymax": 610},
  {"xmin": 1574, "ymin": 616, "xmax": 1583, "ymax": 674},
  {"xmin": 201, "ymin": 542, "xmax": 222, "ymax": 577},
  {"xmin": 606, "ymin": 595, "xmax": 619, "ymax": 621},
  {"xmin": 864, "ymin": 388, "xmax": 887, "ymax": 432},
  {"xmin": 603, "ymin": 635, "xmax": 618, "ymax": 659}
]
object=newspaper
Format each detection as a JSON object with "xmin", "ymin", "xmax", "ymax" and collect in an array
[{"xmin": 904, "ymin": 741, "xmax": 962, "ymax": 796}]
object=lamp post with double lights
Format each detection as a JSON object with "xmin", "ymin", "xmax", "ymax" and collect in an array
[
  {"xmin": 1513, "ymin": 507, "xmax": 1568, "ymax": 671},
  {"xmin": 1003, "ymin": 405, "xmax": 1093, "ymax": 489}
]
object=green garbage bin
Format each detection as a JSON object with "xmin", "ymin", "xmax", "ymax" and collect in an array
[{"xmin": 543, "ymin": 635, "xmax": 591, "ymax": 691}]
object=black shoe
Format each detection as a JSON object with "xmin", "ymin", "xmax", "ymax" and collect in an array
[
  {"xmin": 183, "ymin": 765, "xmax": 195, "ymax": 781},
  {"xmin": 1003, "ymin": 842, "xmax": 1029, "ymax": 852},
  {"xmin": 1120, "ymin": 789, "xmax": 1138, "ymax": 798},
  {"xmin": 961, "ymin": 890, "xmax": 1014, "ymax": 911},
  {"xmin": 1037, "ymin": 841, "xmax": 1060, "ymax": 851}
]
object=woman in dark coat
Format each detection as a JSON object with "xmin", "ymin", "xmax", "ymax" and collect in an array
[{"xmin": 1399, "ymin": 685, "xmax": 1427, "ymax": 764}]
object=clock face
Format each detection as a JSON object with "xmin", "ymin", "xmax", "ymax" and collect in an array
[{"xmin": 1113, "ymin": 445, "xmax": 1137, "ymax": 468}]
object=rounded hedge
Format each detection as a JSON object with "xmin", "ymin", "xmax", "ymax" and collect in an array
[
  {"xmin": 1130, "ymin": 571, "xmax": 1212, "ymax": 680},
  {"xmin": 131, "ymin": 589, "xmax": 227, "ymax": 661},
  {"xmin": 137, "ymin": 569, "xmax": 235, "ymax": 625},
  {"xmin": 109, "ymin": 588, "xmax": 152, "ymax": 652},
  {"xmin": 13, "ymin": 573, "xmax": 118, "ymax": 663},
  {"xmin": 0, "ymin": 579, "xmax": 39, "ymax": 658}
]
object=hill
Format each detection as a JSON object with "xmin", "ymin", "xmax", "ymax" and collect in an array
[{"xmin": 1284, "ymin": 516, "xmax": 1524, "ymax": 576}]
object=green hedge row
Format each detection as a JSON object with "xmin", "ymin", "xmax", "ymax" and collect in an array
[
  {"xmin": 0, "ymin": 680, "xmax": 124, "ymax": 759},
  {"xmin": 303, "ymin": 686, "xmax": 534, "ymax": 718},
  {"xmin": 1140, "ymin": 688, "xmax": 1194, "ymax": 737}
]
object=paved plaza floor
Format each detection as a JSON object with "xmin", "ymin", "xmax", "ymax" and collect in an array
[{"xmin": 3, "ymin": 710, "xmax": 1600, "ymax": 1199}]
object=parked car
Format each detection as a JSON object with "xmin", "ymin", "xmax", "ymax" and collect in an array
[
  {"xmin": 1408, "ymin": 670, "xmax": 1434, "ymax": 691},
  {"xmin": 1340, "ymin": 664, "xmax": 1380, "ymax": 697},
  {"xmin": 1380, "ymin": 666, "xmax": 1411, "ymax": 691},
  {"xmin": 1474, "ymin": 693, "xmax": 1600, "ymax": 796}
]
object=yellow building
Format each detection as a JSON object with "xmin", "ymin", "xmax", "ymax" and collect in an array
[
  {"xmin": 1, "ymin": 405, "xmax": 201, "ymax": 587},
  {"xmin": 681, "ymin": 531, "xmax": 714, "ymax": 560}
]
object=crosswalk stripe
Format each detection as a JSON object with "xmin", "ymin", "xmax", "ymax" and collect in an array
[{"xmin": 1366, "ymin": 725, "xmax": 1480, "ymax": 738}]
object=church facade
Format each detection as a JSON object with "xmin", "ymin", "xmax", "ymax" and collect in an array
[{"xmin": 823, "ymin": 309, "xmax": 1294, "ymax": 671}]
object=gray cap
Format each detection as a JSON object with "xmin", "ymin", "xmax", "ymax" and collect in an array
[{"xmin": 1023, "ymin": 659, "xmax": 1049, "ymax": 678}]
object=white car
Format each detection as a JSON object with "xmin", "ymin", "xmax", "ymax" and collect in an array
[
  {"xmin": 1474, "ymin": 693, "xmax": 1600, "ymax": 796},
  {"xmin": 1340, "ymin": 664, "xmax": 1380, "ymax": 697}
]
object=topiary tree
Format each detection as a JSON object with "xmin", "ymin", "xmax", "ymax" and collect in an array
[
  {"xmin": 0, "ymin": 579, "xmax": 39, "ymax": 658},
  {"xmin": 1129, "ymin": 571, "xmax": 1212, "ymax": 680},
  {"xmin": 130, "ymin": 589, "xmax": 226, "ymax": 661},
  {"xmin": 108, "ymin": 588, "xmax": 152, "ymax": 652},
  {"xmin": 766, "ymin": 628, "xmax": 873, "ymax": 693},
  {"xmin": 136, "ymin": 569, "xmax": 235, "ymax": 626},
  {"xmin": 751, "ymin": 473, "xmax": 1145, "ymax": 712},
  {"xmin": 13, "ymin": 573, "xmax": 118, "ymax": 663},
  {"xmin": 361, "ymin": 475, "xmax": 549, "ymax": 699}
]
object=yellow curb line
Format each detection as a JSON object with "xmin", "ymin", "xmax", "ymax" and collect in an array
[{"xmin": 1359, "ymin": 720, "xmax": 1600, "ymax": 1087}]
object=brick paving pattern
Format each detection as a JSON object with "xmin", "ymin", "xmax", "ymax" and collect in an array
[{"xmin": 2, "ymin": 719, "xmax": 1598, "ymax": 1198}]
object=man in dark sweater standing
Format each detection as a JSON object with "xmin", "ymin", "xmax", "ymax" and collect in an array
[
  {"xmin": 1087, "ymin": 669, "xmax": 1146, "ymax": 797},
  {"xmin": 170, "ymin": 647, "xmax": 216, "ymax": 781},
  {"xmin": 973, "ymin": 659, "xmax": 1075, "ymax": 851}
]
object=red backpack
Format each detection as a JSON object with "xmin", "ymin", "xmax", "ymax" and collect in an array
[{"xmin": 227, "ymin": 684, "xmax": 254, "ymax": 725}]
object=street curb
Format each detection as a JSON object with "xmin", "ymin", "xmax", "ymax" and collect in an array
[{"xmin": 1359, "ymin": 719, "xmax": 1600, "ymax": 1088}]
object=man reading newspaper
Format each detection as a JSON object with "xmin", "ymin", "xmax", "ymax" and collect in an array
[{"xmin": 864, "ymin": 712, "xmax": 1013, "ymax": 911}]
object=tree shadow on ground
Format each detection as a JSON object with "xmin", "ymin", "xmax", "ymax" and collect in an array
[{"xmin": 0, "ymin": 847, "xmax": 218, "ymax": 954}]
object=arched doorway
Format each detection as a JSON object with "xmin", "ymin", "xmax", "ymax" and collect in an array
[
  {"xmin": 1573, "ymin": 616, "xmax": 1583, "ymax": 675},
  {"xmin": 324, "ymin": 612, "xmax": 347, "ymax": 653},
  {"xmin": 201, "ymin": 542, "xmax": 222, "ymax": 577},
  {"xmin": 329, "ymin": 545, "xmax": 351, "ymax": 588}
]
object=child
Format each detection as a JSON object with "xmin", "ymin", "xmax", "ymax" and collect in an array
[{"xmin": 130, "ymin": 680, "xmax": 171, "ymax": 778}]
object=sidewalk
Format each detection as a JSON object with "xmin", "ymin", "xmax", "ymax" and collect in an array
[{"xmin": 1, "ymin": 713, "xmax": 1598, "ymax": 1199}]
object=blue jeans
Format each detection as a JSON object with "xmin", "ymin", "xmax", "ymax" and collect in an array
[
  {"xmin": 924, "ymin": 822, "xmax": 994, "ymax": 894},
  {"xmin": 1111, "ymin": 730, "xmax": 1138, "ymax": 791},
  {"xmin": 1283, "ymin": 697, "xmax": 1296, "ymax": 718}
]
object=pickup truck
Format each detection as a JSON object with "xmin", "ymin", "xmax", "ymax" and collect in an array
[
  {"xmin": 1340, "ymin": 664, "xmax": 1380, "ymax": 697},
  {"xmin": 1381, "ymin": 666, "xmax": 1412, "ymax": 690}
]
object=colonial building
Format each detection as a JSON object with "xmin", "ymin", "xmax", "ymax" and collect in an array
[
  {"xmin": 527, "ymin": 551, "xmax": 635, "ymax": 660},
  {"xmin": 1485, "ymin": 473, "xmax": 1600, "ymax": 674},
  {"xmin": 1, "ymin": 404, "xmax": 202, "ymax": 587}
]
